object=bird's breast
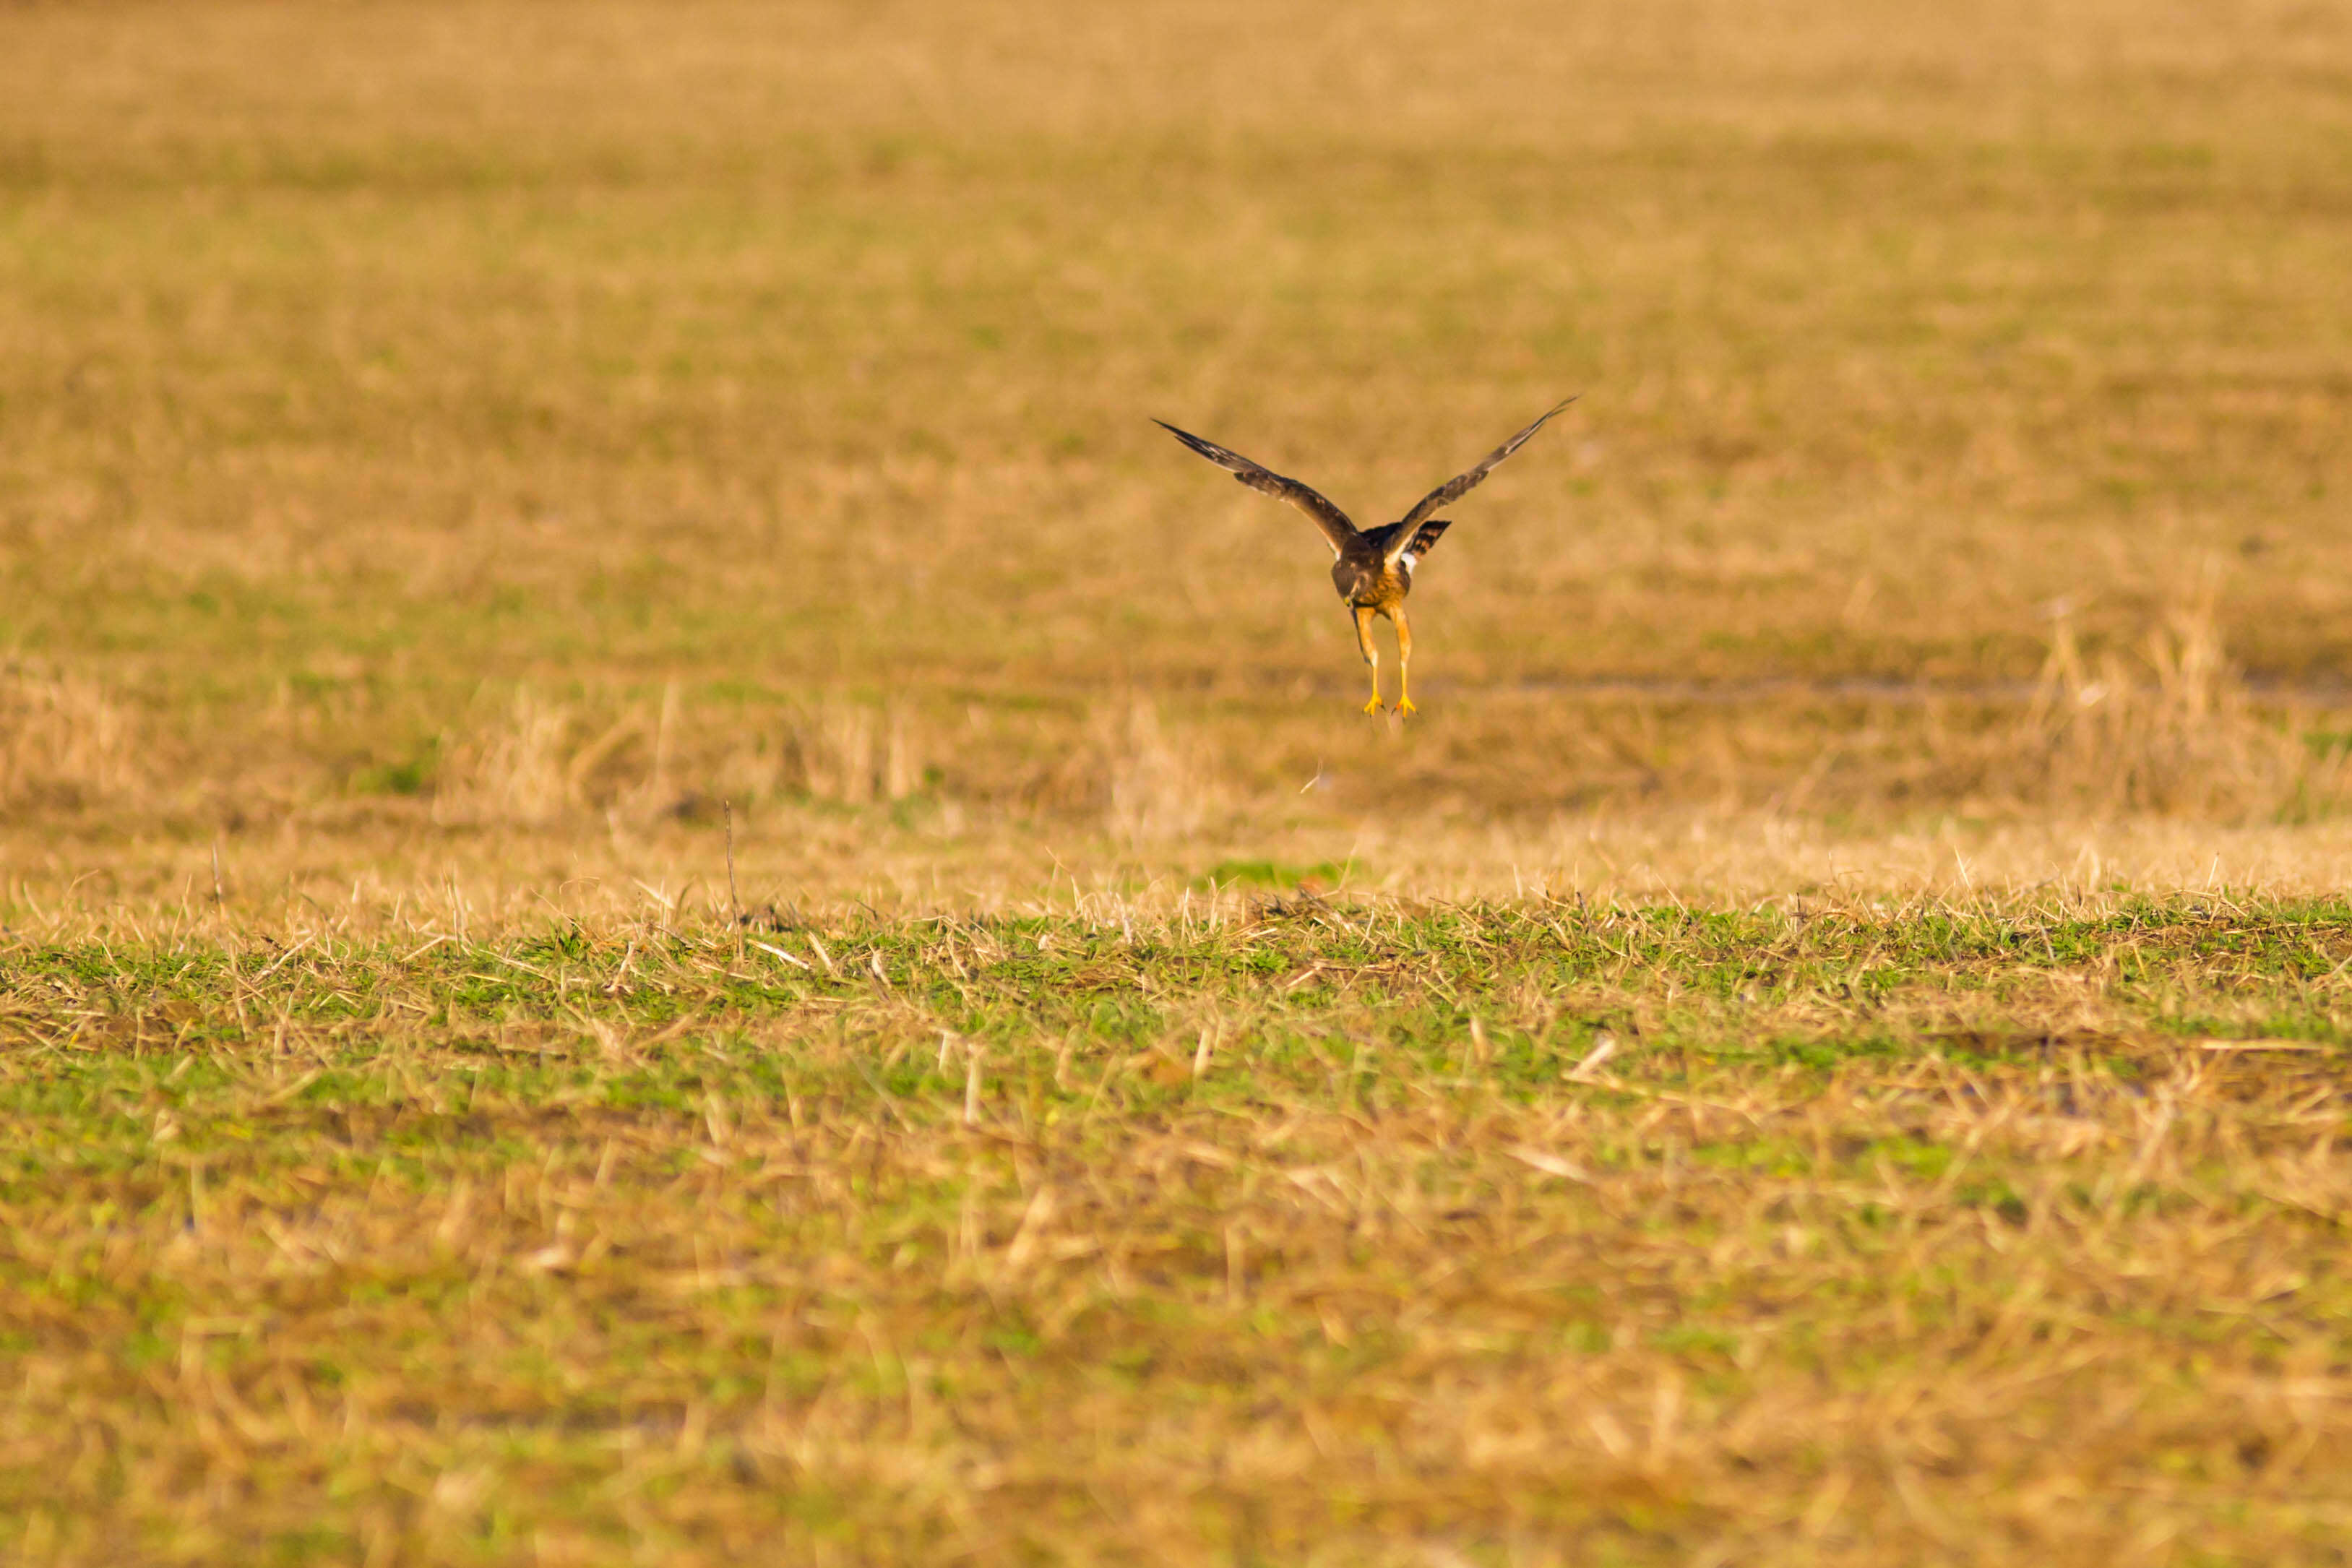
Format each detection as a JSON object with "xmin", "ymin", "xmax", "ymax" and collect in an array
[{"xmin": 1332, "ymin": 558, "xmax": 1408, "ymax": 609}]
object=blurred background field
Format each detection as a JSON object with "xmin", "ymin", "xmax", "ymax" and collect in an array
[{"xmin": 4, "ymin": 0, "xmax": 2351, "ymax": 907}]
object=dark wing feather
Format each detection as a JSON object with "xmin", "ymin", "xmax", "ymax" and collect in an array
[
  {"xmin": 1362, "ymin": 518, "xmax": 1453, "ymax": 567},
  {"xmin": 1155, "ymin": 420, "xmax": 1357, "ymax": 556},
  {"xmin": 1386, "ymin": 396, "xmax": 1577, "ymax": 564},
  {"xmin": 1401, "ymin": 517, "xmax": 1452, "ymax": 561}
]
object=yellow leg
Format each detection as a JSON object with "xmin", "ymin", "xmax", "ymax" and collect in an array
[
  {"xmin": 1353, "ymin": 606, "xmax": 1382, "ymax": 715},
  {"xmin": 1392, "ymin": 605, "xmax": 1416, "ymax": 717}
]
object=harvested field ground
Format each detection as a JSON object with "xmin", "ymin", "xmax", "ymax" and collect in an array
[
  {"xmin": 14, "ymin": 894, "xmax": 2352, "ymax": 1566},
  {"xmin": 5, "ymin": 1, "xmax": 2352, "ymax": 1563}
]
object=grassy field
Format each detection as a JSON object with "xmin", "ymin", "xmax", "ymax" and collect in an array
[
  {"xmin": 14, "ymin": 895, "xmax": 2352, "ymax": 1564},
  {"xmin": 5, "ymin": 0, "xmax": 2352, "ymax": 1561},
  {"xmin": 4, "ymin": 0, "xmax": 2351, "ymax": 844}
]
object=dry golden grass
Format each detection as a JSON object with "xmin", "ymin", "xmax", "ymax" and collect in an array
[
  {"xmin": 5, "ymin": 1, "xmax": 2352, "ymax": 1562},
  {"xmin": 12, "ymin": 892, "xmax": 2352, "ymax": 1567},
  {"xmin": 4, "ymin": 0, "xmax": 2351, "ymax": 845}
]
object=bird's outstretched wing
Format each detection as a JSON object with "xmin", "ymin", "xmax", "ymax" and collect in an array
[
  {"xmin": 1155, "ymin": 420, "xmax": 1358, "ymax": 556},
  {"xmin": 1399, "ymin": 517, "xmax": 1452, "ymax": 564},
  {"xmin": 1387, "ymin": 396, "xmax": 1578, "ymax": 564}
]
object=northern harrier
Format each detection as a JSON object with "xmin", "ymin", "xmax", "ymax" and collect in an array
[{"xmin": 1156, "ymin": 398, "xmax": 1577, "ymax": 715}]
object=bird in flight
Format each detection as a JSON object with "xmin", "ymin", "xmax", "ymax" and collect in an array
[{"xmin": 1156, "ymin": 397, "xmax": 1577, "ymax": 716}]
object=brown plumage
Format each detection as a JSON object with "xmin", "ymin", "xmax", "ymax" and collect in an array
[{"xmin": 1155, "ymin": 398, "xmax": 1577, "ymax": 715}]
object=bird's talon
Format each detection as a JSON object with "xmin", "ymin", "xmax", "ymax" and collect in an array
[
  {"xmin": 1395, "ymin": 699, "xmax": 1417, "ymax": 718},
  {"xmin": 1362, "ymin": 697, "xmax": 1384, "ymax": 716}
]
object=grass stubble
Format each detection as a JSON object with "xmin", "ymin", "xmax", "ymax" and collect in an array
[
  {"xmin": 10, "ymin": 890, "xmax": 2352, "ymax": 1564},
  {"xmin": 5, "ymin": 0, "xmax": 2352, "ymax": 1561}
]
